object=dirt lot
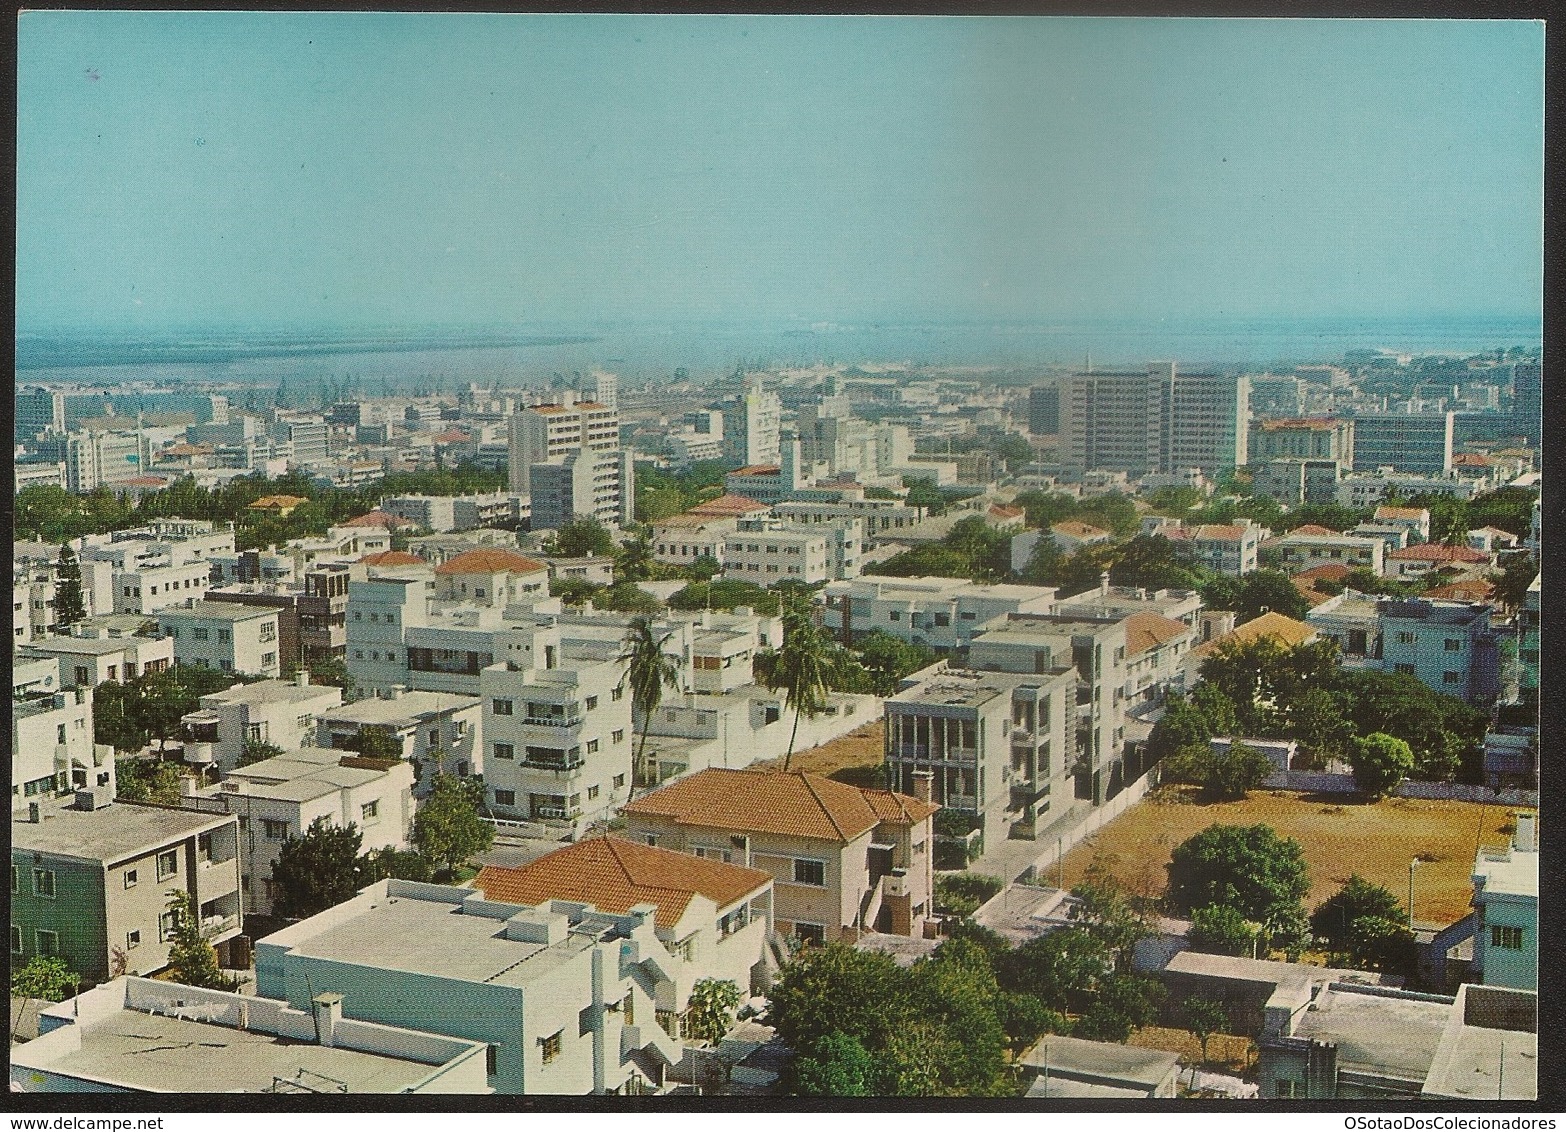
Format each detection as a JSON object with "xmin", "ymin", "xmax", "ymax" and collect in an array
[
  {"xmin": 1127, "ymin": 1025, "xmax": 1253, "ymax": 1075},
  {"xmin": 1055, "ymin": 785, "xmax": 1524, "ymax": 925},
  {"xmin": 753, "ymin": 719, "xmax": 885, "ymax": 781}
]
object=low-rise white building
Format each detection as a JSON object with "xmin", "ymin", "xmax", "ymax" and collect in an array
[
  {"xmin": 18, "ymin": 620, "xmax": 173, "ymax": 689},
  {"xmin": 721, "ymin": 517, "xmax": 842, "ymax": 586},
  {"xmin": 256, "ymin": 842, "xmax": 776, "ymax": 1094},
  {"xmin": 111, "ymin": 559, "xmax": 212, "ymax": 614},
  {"xmin": 180, "ymin": 747, "xmax": 415, "ymax": 917},
  {"xmin": 316, "ymin": 689, "xmax": 484, "ymax": 794},
  {"xmin": 816, "ymin": 576, "xmax": 1059, "ymax": 650},
  {"xmin": 13, "ymin": 686, "xmax": 115, "ymax": 813},
  {"xmin": 179, "ymin": 675, "xmax": 344, "ymax": 776},
  {"xmin": 1269, "ymin": 529, "xmax": 1384, "ymax": 576},
  {"xmin": 156, "ymin": 600, "xmax": 289, "ymax": 679}
]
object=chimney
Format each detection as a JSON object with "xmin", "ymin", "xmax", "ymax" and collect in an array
[
  {"xmin": 1099, "ymin": 571, "xmax": 1111, "ymax": 596},
  {"xmin": 911, "ymin": 771, "xmax": 933, "ymax": 804},
  {"xmin": 1514, "ymin": 811, "xmax": 1537, "ymax": 854},
  {"xmin": 312, "ymin": 992, "xmax": 343, "ymax": 1047}
]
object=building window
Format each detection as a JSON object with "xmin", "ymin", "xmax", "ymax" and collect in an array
[
  {"xmin": 35, "ymin": 930, "xmax": 59, "ymax": 957},
  {"xmin": 10, "ymin": 925, "xmax": 20, "ymax": 955},
  {"xmin": 1491, "ymin": 925, "xmax": 1524, "ymax": 951},
  {"xmin": 1394, "ymin": 663, "xmax": 1415, "ymax": 676},
  {"xmin": 156, "ymin": 849, "xmax": 179, "ymax": 879},
  {"xmin": 540, "ymin": 1030, "xmax": 563, "ymax": 1064},
  {"xmin": 792, "ymin": 859, "xmax": 826, "ymax": 887},
  {"xmin": 1275, "ymin": 1080, "xmax": 1300, "ymax": 1099},
  {"xmin": 486, "ymin": 1045, "xmax": 498, "ymax": 1076},
  {"xmin": 193, "ymin": 627, "xmax": 209, "ymax": 640},
  {"xmin": 611, "ymin": 687, "xmax": 623, "ymax": 702},
  {"xmin": 1395, "ymin": 631, "xmax": 1416, "ymax": 644},
  {"xmin": 429, "ymin": 729, "xmax": 440, "ymax": 746},
  {"xmin": 158, "ymin": 911, "xmax": 179, "ymax": 943},
  {"xmin": 124, "ymin": 869, "xmax": 138, "ymax": 889},
  {"xmin": 586, "ymin": 695, "xmax": 598, "ymax": 710},
  {"xmin": 586, "ymin": 739, "xmax": 599, "ymax": 754},
  {"xmin": 33, "ymin": 869, "xmax": 56, "ymax": 898},
  {"xmin": 360, "ymin": 801, "xmax": 379, "ymax": 824},
  {"xmin": 613, "ymin": 774, "xmax": 625, "ymax": 789},
  {"xmin": 1444, "ymin": 638, "xmax": 1463, "ymax": 652},
  {"xmin": 791, "ymin": 921, "xmax": 825, "ymax": 945},
  {"xmin": 263, "ymin": 820, "xmax": 289, "ymax": 840},
  {"xmin": 217, "ymin": 629, "xmax": 231, "ymax": 643},
  {"xmin": 588, "ymin": 785, "xmax": 599, "ymax": 800},
  {"xmin": 493, "ymin": 699, "xmax": 513, "ymax": 716},
  {"xmin": 10, "ymin": 866, "xmax": 17, "ymax": 894},
  {"xmin": 612, "ymin": 729, "xmax": 625, "ymax": 744},
  {"xmin": 493, "ymin": 742, "xmax": 515, "ymax": 760},
  {"xmin": 261, "ymin": 653, "xmax": 277, "ymax": 669},
  {"xmin": 127, "ymin": 929, "xmax": 142, "ymax": 949},
  {"xmin": 494, "ymin": 789, "xmax": 516, "ymax": 806}
]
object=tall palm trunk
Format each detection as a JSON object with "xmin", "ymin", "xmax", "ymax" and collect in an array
[
  {"xmin": 783, "ymin": 706, "xmax": 804, "ymax": 772},
  {"xmin": 631, "ymin": 721, "xmax": 652, "ymax": 800}
]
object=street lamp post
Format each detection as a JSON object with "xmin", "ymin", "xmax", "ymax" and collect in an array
[{"xmin": 1408, "ymin": 857, "xmax": 1420, "ymax": 929}]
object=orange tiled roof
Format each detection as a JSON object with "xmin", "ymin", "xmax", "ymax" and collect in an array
[
  {"xmin": 1258, "ymin": 417, "xmax": 1342, "ymax": 430},
  {"xmin": 1122, "ymin": 611, "xmax": 1192, "ymax": 656},
  {"xmin": 248, "ymin": 494, "xmax": 310, "ymax": 509},
  {"xmin": 1452, "ymin": 453, "xmax": 1493, "ymax": 467},
  {"xmin": 1192, "ymin": 524, "xmax": 1249, "ymax": 541},
  {"xmin": 475, "ymin": 837, "xmax": 770, "ymax": 930},
  {"xmin": 730, "ymin": 465, "xmax": 782, "ymax": 477},
  {"xmin": 433, "ymin": 548, "xmax": 548, "ymax": 575},
  {"xmin": 988, "ymin": 505, "xmax": 1025, "ymax": 519},
  {"xmin": 624, "ymin": 768, "xmax": 937, "ymax": 844},
  {"xmin": 339, "ymin": 510, "xmax": 418, "ymax": 530},
  {"xmin": 1192, "ymin": 611, "xmax": 1317, "ymax": 659},
  {"xmin": 1389, "ymin": 543, "xmax": 1488, "ymax": 563},
  {"xmin": 653, "ymin": 513, "xmax": 730, "ymax": 530},
  {"xmin": 688, "ymin": 493, "xmax": 771, "ymax": 517},
  {"xmin": 1051, "ymin": 520, "xmax": 1110, "ymax": 539},
  {"xmin": 358, "ymin": 550, "xmax": 428, "ymax": 567},
  {"xmin": 1282, "ymin": 524, "xmax": 1342, "ymax": 537},
  {"xmin": 1423, "ymin": 579, "xmax": 1497, "ymax": 602},
  {"xmin": 431, "ymin": 430, "xmax": 471, "ymax": 444},
  {"xmin": 1291, "ymin": 563, "xmax": 1353, "ymax": 582},
  {"xmin": 121, "ymin": 476, "xmax": 169, "ymax": 487},
  {"xmin": 1374, "ymin": 506, "xmax": 1428, "ymax": 520}
]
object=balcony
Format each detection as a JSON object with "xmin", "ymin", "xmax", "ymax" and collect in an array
[
  {"xmin": 521, "ymin": 714, "xmax": 584, "ymax": 730},
  {"xmin": 534, "ymin": 806, "xmax": 583, "ymax": 821},
  {"xmin": 201, "ymin": 913, "xmax": 240, "ymax": 937},
  {"xmin": 520, "ymin": 760, "xmax": 585, "ymax": 775}
]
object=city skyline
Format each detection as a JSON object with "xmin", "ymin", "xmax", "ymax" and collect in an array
[{"xmin": 18, "ymin": 14, "xmax": 1544, "ymax": 337}]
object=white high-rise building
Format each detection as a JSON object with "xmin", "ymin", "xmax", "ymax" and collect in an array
[
  {"xmin": 723, "ymin": 377, "xmax": 782, "ymax": 468},
  {"xmin": 1061, "ymin": 362, "xmax": 1249, "ymax": 476},
  {"xmin": 506, "ymin": 391, "xmax": 622, "ymax": 497}
]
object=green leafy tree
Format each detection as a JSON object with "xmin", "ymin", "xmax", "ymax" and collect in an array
[
  {"xmin": 1165, "ymin": 823, "xmax": 1309, "ymax": 926},
  {"xmin": 360, "ymin": 845, "xmax": 435, "ymax": 883},
  {"xmin": 164, "ymin": 889, "xmax": 234, "ymax": 989},
  {"xmin": 1289, "ymin": 687, "xmax": 1356, "ymax": 769},
  {"xmin": 412, "ymin": 775, "xmax": 494, "ymax": 876},
  {"xmin": 1229, "ymin": 569, "xmax": 1311, "ymax": 624},
  {"xmin": 901, "ymin": 941, "xmax": 1010, "ymax": 1095},
  {"xmin": 853, "ymin": 631, "xmax": 937, "ymax": 696},
  {"xmin": 11, "ymin": 955, "xmax": 83, "ymax": 1003},
  {"xmin": 1205, "ymin": 740, "xmax": 1275, "ymax": 801},
  {"xmin": 53, "ymin": 544, "xmax": 86, "ymax": 630},
  {"xmin": 767, "ymin": 942, "xmax": 906, "ymax": 1054},
  {"xmin": 1068, "ymin": 868, "xmax": 1154, "ymax": 971},
  {"xmin": 756, "ymin": 596, "xmax": 832, "ymax": 770},
  {"xmin": 998, "ymin": 928, "xmax": 1114, "ymax": 1015},
  {"xmin": 791, "ymin": 1032, "xmax": 877, "ymax": 1096},
  {"xmin": 684, "ymin": 978, "xmax": 743, "ymax": 1044},
  {"xmin": 668, "ymin": 579, "xmax": 780, "ymax": 616},
  {"xmin": 271, "ymin": 817, "xmax": 366, "ymax": 919},
  {"xmin": 1018, "ymin": 531, "xmax": 1066, "ymax": 586},
  {"xmin": 1180, "ymin": 995, "xmax": 1229, "ymax": 1067},
  {"xmin": 238, "ymin": 739, "xmax": 286, "ymax": 768},
  {"xmin": 1110, "ymin": 534, "xmax": 1207, "ymax": 592},
  {"xmin": 615, "ymin": 532, "xmax": 655, "ymax": 583},
  {"xmin": 550, "ymin": 577, "xmax": 605, "ymax": 606},
  {"xmin": 1188, "ymin": 904, "xmax": 1260, "ymax": 956},
  {"xmin": 1074, "ymin": 974, "xmax": 1164, "ymax": 1043},
  {"xmin": 1147, "ymin": 695, "xmax": 1215, "ymax": 767},
  {"xmin": 1346, "ymin": 916, "xmax": 1418, "ymax": 974},
  {"xmin": 1188, "ymin": 682, "xmax": 1243, "ymax": 738},
  {"xmin": 933, "ymin": 873, "xmax": 1004, "ymax": 919},
  {"xmin": 1350, "ymin": 732, "xmax": 1415, "ymax": 798},
  {"xmin": 115, "ymin": 758, "xmax": 183, "ymax": 805},
  {"xmin": 1310, "ymin": 875, "xmax": 1406, "ymax": 953},
  {"xmin": 353, "ymin": 725, "xmax": 406, "ymax": 759},
  {"xmin": 548, "ymin": 515, "xmax": 615, "ymax": 558},
  {"xmin": 599, "ymin": 581, "xmax": 663, "ymax": 614},
  {"xmin": 1489, "ymin": 558, "xmax": 1538, "ymax": 612},
  {"xmin": 998, "ymin": 993, "xmax": 1072, "ymax": 1054},
  {"xmin": 688, "ymin": 553, "xmax": 722, "ymax": 581},
  {"xmin": 616, "ymin": 616, "xmax": 683, "ymax": 792}
]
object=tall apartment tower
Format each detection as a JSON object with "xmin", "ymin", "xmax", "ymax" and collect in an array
[
  {"xmin": 1028, "ymin": 382, "xmax": 1060, "ymax": 436},
  {"xmin": 16, "ymin": 387, "xmax": 67, "ymax": 442},
  {"xmin": 1510, "ymin": 363, "xmax": 1542, "ymax": 446},
  {"xmin": 723, "ymin": 377, "xmax": 782, "ymax": 468},
  {"xmin": 1061, "ymin": 362, "xmax": 1248, "ymax": 476},
  {"xmin": 1349, "ymin": 411, "xmax": 1454, "ymax": 476},
  {"xmin": 507, "ymin": 391, "xmax": 620, "ymax": 494},
  {"xmin": 591, "ymin": 370, "xmax": 619, "ymax": 411}
]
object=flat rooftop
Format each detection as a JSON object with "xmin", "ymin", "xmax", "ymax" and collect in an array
[
  {"xmin": 1422, "ymin": 987, "xmax": 1537, "ymax": 1101},
  {"xmin": 888, "ymin": 670, "xmax": 1034, "ymax": 710},
  {"xmin": 157, "ymin": 601, "xmax": 277, "ymax": 622},
  {"xmin": 1292, "ymin": 985, "xmax": 1454, "ymax": 1082},
  {"xmin": 1473, "ymin": 846, "xmax": 1538, "ymax": 899},
  {"xmin": 21, "ymin": 1009, "xmax": 438, "ymax": 1093},
  {"xmin": 318, "ymin": 690, "xmax": 480, "ymax": 726},
  {"xmin": 14, "ymin": 798, "xmax": 230, "ymax": 866},
  {"xmin": 1019, "ymin": 1034, "xmax": 1181, "ymax": 1090},
  {"xmin": 198, "ymin": 678, "xmax": 343, "ymax": 707},
  {"xmin": 280, "ymin": 891, "xmax": 598, "ymax": 989}
]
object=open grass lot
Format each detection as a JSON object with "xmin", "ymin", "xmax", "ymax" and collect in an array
[
  {"xmin": 1127, "ymin": 1025, "xmax": 1253, "ymax": 1075},
  {"xmin": 1056, "ymin": 785, "xmax": 1524, "ymax": 925},
  {"xmin": 754, "ymin": 719, "xmax": 885, "ymax": 781}
]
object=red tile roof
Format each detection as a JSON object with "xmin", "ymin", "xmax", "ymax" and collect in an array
[
  {"xmin": 1051, "ymin": 520, "xmax": 1110, "ymax": 539},
  {"xmin": 1291, "ymin": 563, "xmax": 1353, "ymax": 582},
  {"xmin": 688, "ymin": 494, "xmax": 771, "ymax": 517},
  {"xmin": 730, "ymin": 465, "xmax": 782, "ymax": 477},
  {"xmin": 247, "ymin": 494, "xmax": 310, "ymax": 510},
  {"xmin": 1423, "ymin": 579, "xmax": 1497, "ymax": 603},
  {"xmin": 358, "ymin": 551, "xmax": 428, "ymax": 567},
  {"xmin": 1122, "ymin": 612, "xmax": 1192, "ymax": 656},
  {"xmin": 475, "ymin": 837, "xmax": 771, "ymax": 931},
  {"xmin": 1389, "ymin": 544, "xmax": 1488, "ymax": 563},
  {"xmin": 1258, "ymin": 417, "xmax": 1343, "ymax": 431},
  {"xmin": 624, "ymin": 768, "xmax": 938, "ymax": 844},
  {"xmin": 1192, "ymin": 524, "xmax": 1250, "ymax": 541},
  {"xmin": 1191, "ymin": 612, "xmax": 1317, "ymax": 659},
  {"xmin": 988, "ymin": 505, "xmax": 1025, "ymax": 520},
  {"xmin": 432, "ymin": 548, "xmax": 548, "ymax": 575},
  {"xmin": 339, "ymin": 510, "xmax": 418, "ymax": 530},
  {"xmin": 1452, "ymin": 453, "xmax": 1493, "ymax": 467},
  {"xmin": 1374, "ymin": 506, "xmax": 1428, "ymax": 520},
  {"xmin": 1283, "ymin": 524, "xmax": 1342, "ymax": 537},
  {"xmin": 431, "ymin": 430, "xmax": 471, "ymax": 444}
]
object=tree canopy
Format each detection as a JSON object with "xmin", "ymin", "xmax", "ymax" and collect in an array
[
  {"xmin": 412, "ymin": 775, "xmax": 494, "ymax": 875},
  {"xmin": 271, "ymin": 817, "xmax": 366, "ymax": 920},
  {"xmin": 1349, "ymin": 732, "xmax": 1416, "ymax": 798},
  {"xmin": 1165, "ymin": 823, "xmax": 1310, "ymax": 927}
]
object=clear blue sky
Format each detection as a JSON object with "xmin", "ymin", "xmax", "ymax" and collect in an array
[{"xmin": 17, "ymin": 14, "xmax": 1544, "ymax": 334}]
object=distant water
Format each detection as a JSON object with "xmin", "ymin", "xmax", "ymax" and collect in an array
[{"xmin": 15, "ymin": 315, "xmax": 1542, "ymax": 393}]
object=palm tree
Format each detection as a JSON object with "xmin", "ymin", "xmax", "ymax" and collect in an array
[
  {"xmin": 616, "ymin": 616, "xmax": 682, "ymax": 796},
  {"xmin": 616, "ymin": 532, "xmax": 655, "ymax": 583},
  {"xmin": 758, "ymin": 596, "xmax": 832, "ymax": 771}
]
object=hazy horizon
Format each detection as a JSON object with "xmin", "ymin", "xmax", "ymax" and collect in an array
[{"xmin": 19, "ymin": 15, "xmax": 1544, "ymax": 338}]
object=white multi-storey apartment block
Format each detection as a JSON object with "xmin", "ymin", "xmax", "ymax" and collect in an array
[
  {"xmin": 816, "ymin": 576, "xmax": 1058, "ymax": 650},
  {"xmin": 317, "ymin": 689, "xmax": 484, "ymax": 793},
  {"xmin": 178, "ymin": 674, "xmax": 344, "ymax": 776},
  {"xmin": 157, "ymin": 601, "xmax": 284, "ymax": 680}
]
